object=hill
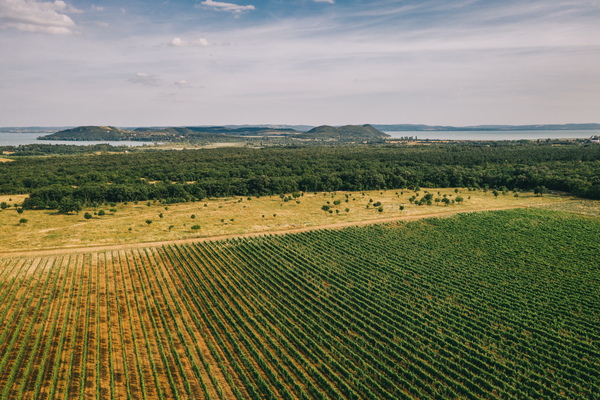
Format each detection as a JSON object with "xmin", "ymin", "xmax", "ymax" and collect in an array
[
  {"xmin": 39, "ymin": 125, "xmax": 301, "ymax": 142},
  {"xmin": 40, "ymin": 126, "xmax": 133, "ymax": 141},
  {"xmin": 299, "ymin": 124, "xmax": 389, "ymax": 141}
]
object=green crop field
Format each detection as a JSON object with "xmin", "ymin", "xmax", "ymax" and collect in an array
[{"xmin": 0, "ymin": 208, "xmax": 598, "ymax": 399}]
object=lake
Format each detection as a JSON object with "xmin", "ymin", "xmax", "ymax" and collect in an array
[
  {"xmin": 1, "ymin": 130, "xmax": 598, "ymax": 146},
  {"xmin": 384, "ymin": 130, "xmax": 599, "ymax": 141},
  {"xmin": 0, "ymin": 132, "xmax": 156, "ymax": 147}
]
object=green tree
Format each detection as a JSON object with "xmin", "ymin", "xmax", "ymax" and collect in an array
[
  {"xmin": 58, "ymin": 198, "xmax": 82, "ymax": 214},
  {"xmin": 534, "ymin": 186, "xmax": 548, "ymax": 196},
  {"xmin": 0, "ymin": 202, "xmax": 8, "ymax": 210},
  {"xmin": 84, "ymin": 212, "xmax": 92, "ymax": 220},
  {"xmin": 145, "ymin": 219, "xmax": 152, "ymax": 225}
]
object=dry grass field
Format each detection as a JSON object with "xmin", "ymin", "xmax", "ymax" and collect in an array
[{"xmin": 0, "ymin": 188, "xmax": 573, "ymax": 253}]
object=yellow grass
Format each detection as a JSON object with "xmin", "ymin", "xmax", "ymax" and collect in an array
[
  {"xmin": 0, "ymin": 157, "xmax": 14, "ymax": 162},
  {"xmin": 0, "ymin": 189, "xmax": 578, "ymax": 253}
]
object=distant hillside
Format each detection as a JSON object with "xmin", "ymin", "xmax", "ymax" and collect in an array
[
  {"xmin": 40, "ymin": 126, "xmax": 133, "ymax": 141},
  {"xmin": 299, "ymin": 125, "xmax": 389, "ymax": 141},
  {"xmin": 373, "ymin": 123, "xmax": 600, "ymax": 131},
  {"xmin": 40, "ymin": 125, "xmax": 301, "ymax": 142}
]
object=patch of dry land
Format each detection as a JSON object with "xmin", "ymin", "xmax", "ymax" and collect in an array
[{"xmin": 0, "ymin": 188, "xmax": 576, "ymax": 253}]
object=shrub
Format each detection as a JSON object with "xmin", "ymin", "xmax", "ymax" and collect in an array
[
  {"xmin": 98, "ymin": 209, "xmax": 106, "ymax": 216},
  {"xmin": 145, "ymin": 219, "xmax": 152, "ymax": 225},
  {"xmin": 191, "ymin": 225, "xmax": 201, "ymax": 230},
  {"xmin": 84, "ymin": 212, "xmax": 92, "ymax": 220},
  {"xmin": 378, "ymin": 206, "xmax": 384, "ymax": 212},
  {"xmin": 19, "ymin": 218, "xmax": 28, "ymax": 224}
]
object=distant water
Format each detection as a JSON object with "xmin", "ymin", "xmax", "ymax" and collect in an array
[
  {"xmin": 385, "ymin": 130, "xmax": 600, "ymax": 141},
  {"xmin": 0, "ymin": 132, "xmax": 155, "ymax": 147}
]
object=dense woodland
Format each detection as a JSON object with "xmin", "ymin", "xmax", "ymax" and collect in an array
[{"xmin": 0, "ymin": 142, "xmax": 599, "ymax": 210}]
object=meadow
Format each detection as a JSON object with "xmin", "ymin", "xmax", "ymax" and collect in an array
[
  {"xmin": 0, "ymin": 188, "xmax": 569, "ymax": 253},
  {"xmin": 0, "ymin": 208, "xmax": 598, "ymax": 399}
]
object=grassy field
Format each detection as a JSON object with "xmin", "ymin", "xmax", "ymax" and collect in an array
[
  {"xmin": 0, "ymin": 208, "xmax": 598, "ymax": 399},
  {"xmin": 0, "ymin": 188, "xmax": 573, "ymax": 253}
]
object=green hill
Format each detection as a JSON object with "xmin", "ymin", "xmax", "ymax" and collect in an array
[
  {"xmin": 40, "ymin": 126, "xmax": 132, "ymax": 141},
  {"xmin": 300, "ymin": 124, "xmax": 389, "ymax": 141}
]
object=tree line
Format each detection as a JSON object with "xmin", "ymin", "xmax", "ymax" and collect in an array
[{"xmin": 0, "ymin": 142, "xmax": 598, "ymax": 210}]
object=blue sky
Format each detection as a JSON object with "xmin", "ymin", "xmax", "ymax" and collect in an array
[{"xmin": 1, "ymin": 0, "xmax": 599, "ymax": 126}]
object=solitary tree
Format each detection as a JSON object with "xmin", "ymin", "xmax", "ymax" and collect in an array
[
  {"xmin": 534, "ymin": 186, "xmax": 548, "ymax": 196},
  {"xmin": 84, "ymin": 212, "xmax": 92, "ymax": 220}
]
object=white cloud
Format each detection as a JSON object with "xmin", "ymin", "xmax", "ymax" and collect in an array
[
  {"xmin": 174, "ymin": 80, "xmax": 192, "ymax": 88},
  {"xmin": 169, "ymin": 37, "xmax": 211, "ymax": 47},
  {"xmin": 198, "ymin": 0, "xmax": 255, "ymax": 14},
  {"xmin": 128, "ymin": 72, "xmax": 161, "ymax": 86},
  {"xmin": 0, "ymin": 0, "xmax": 78, "ymax": 34},
  {"xmin": 91, "ymin": 5, "xmax": 103, "ymax": 12},
  {"xmin": 314, "ymin": 0, "xmax": 335, "ymax": 4}
]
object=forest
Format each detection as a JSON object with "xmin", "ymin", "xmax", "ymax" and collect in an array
[{"xmin": 0, "ymin": 141, "xmax": 598, "ymax": 210}]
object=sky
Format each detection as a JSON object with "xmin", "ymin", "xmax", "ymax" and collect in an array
[{"xmin": 1, "ymin": 0, "xmax": 599, "ymax": 127}]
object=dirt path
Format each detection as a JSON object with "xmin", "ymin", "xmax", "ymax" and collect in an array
[{"xmin": 0, "ymin": 203, "xmax": 558, "ymax": 257}]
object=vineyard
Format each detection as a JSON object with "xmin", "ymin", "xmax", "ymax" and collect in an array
[{"xmin": 0, "ymin": 208, "xmax": 599, "ymax": 399}]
